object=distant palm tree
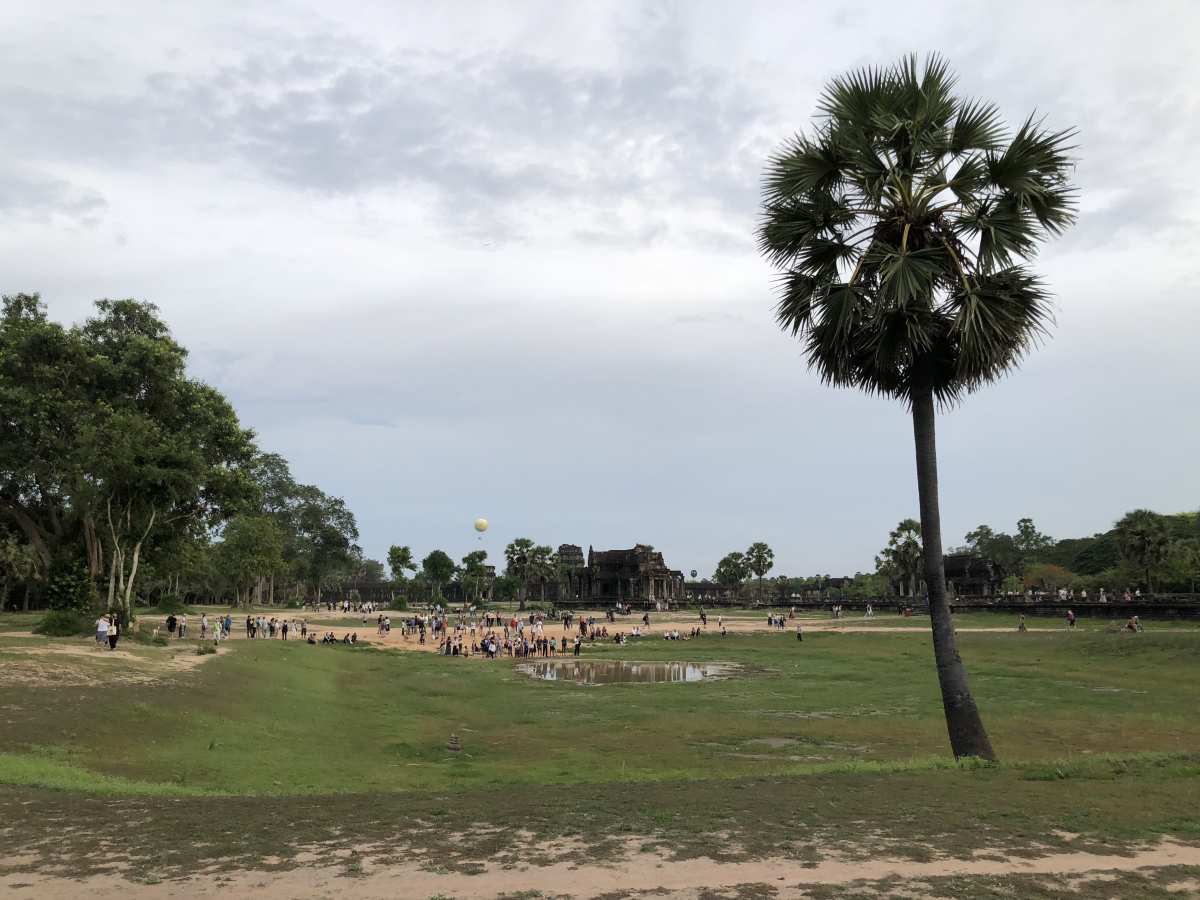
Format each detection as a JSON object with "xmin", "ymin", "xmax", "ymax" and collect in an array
[
  {"xmin": 880, "ymin": 519, "xmax": 923, "ymax": 598},
  {"xmin": 745, "ymin": 542, "xmax": 775, "ymax": 605},
  {"xmin": 1115, "ymin": 510, "xmax": 1170, "ymax": 593},
  {"xmin": 758, "ymin": 55, "xmax": 1076, "ymax": 760}
]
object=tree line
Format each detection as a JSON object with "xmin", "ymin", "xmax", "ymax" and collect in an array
[{"xmin": 0, "ymin": 294, "xmax": 363, "ymax": 619}]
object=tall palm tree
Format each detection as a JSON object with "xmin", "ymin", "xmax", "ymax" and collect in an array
[
  {"xmin": 758, "ymin": 55, "xmax": 1076, "ymax": 760},
  {"xmin": 745, "ymin": 542, "xmax": 775, "ymax": 605}
]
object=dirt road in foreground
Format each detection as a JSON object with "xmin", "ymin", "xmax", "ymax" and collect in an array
[{"xmin": 3, "ymin": 838, "xmax": 1199, "ymax": 899}]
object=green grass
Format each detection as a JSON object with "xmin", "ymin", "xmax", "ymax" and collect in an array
[
  {"xmin": 1, "ymin": 622, "xmax": 1198, "ymax": 888},
  {"xmin": 3, "ymin": 627, "xmax": 1199, "ymax": 795}
]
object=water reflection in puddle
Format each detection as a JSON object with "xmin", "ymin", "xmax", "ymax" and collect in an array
[{"xmin": 516, "ymin": 659, "xmax": 739, "ymax": 684}]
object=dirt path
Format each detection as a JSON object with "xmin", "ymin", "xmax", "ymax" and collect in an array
[
  {"xmin": 152, "ymin": 609, "xmax": 1069, "ymax": 657},
  {"xmin": 3, "ymin": 838, "xmax": 1198, "ymax": 898}
]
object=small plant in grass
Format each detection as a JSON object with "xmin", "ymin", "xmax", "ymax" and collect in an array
[
  {"xmin": 131, "ymin": 623, "xmax": 168, "ymax": 646},
  {"xmin": 195, "ymin": 642, "xmax": 217, "ymax": 656}
]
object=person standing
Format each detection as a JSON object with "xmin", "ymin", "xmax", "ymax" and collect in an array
[
  {"xmin": 95, "ymin": 614, "xmax": 110, "ymax": 649},
  {"xmin": 1066, "ymin": 609, "xmax": 1076, "ymax": 630},
  {"xmin": 107, "ymin": 614, "xmax": 120, "ymax": 650}
]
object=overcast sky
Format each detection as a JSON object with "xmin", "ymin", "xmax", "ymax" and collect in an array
[{"xmin": 3, "ymin": 1, "xmax": 1197, "ymax": 577}]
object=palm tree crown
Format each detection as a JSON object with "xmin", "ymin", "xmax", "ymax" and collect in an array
[{"xmin": 758, "ymin": 54, "xmax": 1077, "ymax": 405}]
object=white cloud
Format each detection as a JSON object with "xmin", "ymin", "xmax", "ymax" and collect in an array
[{"xmin": 2, "ymin": 0, "xmax": 1198, "ymax": 574}]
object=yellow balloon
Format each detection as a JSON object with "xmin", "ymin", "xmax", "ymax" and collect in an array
[{"xmin": 474, "ymin": 518, "xmax": 489, "ymax": 533}]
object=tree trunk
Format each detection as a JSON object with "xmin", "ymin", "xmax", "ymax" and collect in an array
[{"xmin": 911, "ymin": 384, "xmax": 996, "ymax": 761}]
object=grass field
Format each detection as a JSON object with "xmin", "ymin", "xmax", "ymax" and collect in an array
[{"xmin": 2, "ymin": 609, "xmax": 1198, "ymax": 898}]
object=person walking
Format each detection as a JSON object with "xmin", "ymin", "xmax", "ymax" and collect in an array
[
  {"xmin": 95, "ymin": 614, "xmax": 110, "ymax": 649},
  {"xmin": 107, "ymin": 614, "xmax": 120, "ymax": 651}
]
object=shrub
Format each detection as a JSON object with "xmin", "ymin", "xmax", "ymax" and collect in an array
[
  {"xmin": 195, "ymin": 642, "xmax": 217, "ymax": 656},
  {"xmin": 151, "ymin": 596, "xmax": 191, "ymax": 615},
  {"xmin": 44, "ymin": 560, "xmax": 95, "ymax": 615},
  {"xmin": 33, "ymin": 609, "xmax": 94, "ymax": 637}
]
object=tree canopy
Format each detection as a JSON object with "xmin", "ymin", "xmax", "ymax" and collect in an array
[{"xmin": 0, "ymin": 294, "xmax": 360, "ymax": 613}]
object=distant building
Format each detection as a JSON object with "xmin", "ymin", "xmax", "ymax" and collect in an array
[
  {"xmin": 583, "ymin": 544, "xmax": 684, "ymax": 604},
  {"xmin": 521, "ymin": 543, "xmax": 684, "ymax": 605},
  {"xmin": 944, "ymin": 553, "xmax": 1003, "ymax": 597}
]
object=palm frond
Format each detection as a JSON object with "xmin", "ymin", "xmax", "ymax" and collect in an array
[
  {"xmin": 947, "ymin": 266, "xmax": 1053, "ymax": 385},
  {"xmin": 772, "ymin": 270, "xmax": 821, "ymax": 336},
  {"xmin": 758, "ymin": 54, "xmax": 1077, "ymax": 407},
  {"xmin": 951, "ymin": 99, "xmax": 1005, "ymax": 153}
]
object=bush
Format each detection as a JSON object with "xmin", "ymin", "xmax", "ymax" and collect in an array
[
  {"xmin": 195, "ymin": 642, "xmax": 217, "ymax": 656},
  {"xmin": 151, "ymin": 596, "xmax": 191, "ymax": 615},
  {"xmin": 44, "ymin": 560, "xmax": 95, "ymax": 615},
  {"xmin": 33, "ymin": 609, "xmax": 94, "ymax": 637}
]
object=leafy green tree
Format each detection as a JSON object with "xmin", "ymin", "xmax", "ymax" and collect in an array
[
  {"xmin": 1163, "ymin": 540, "xmax": 1200, "ymax": 593},
  {"xmin": 1023, "ymin": 562, "xmax": 1075, "ymax": 591},
  {"xmin": 217, "ymin": 515, "xmax": 285, "ymax": 606},
  {"xmin": 0, "ymin": 295, "xmax": 258, "ymax": 619},
  {"xmin": 714, "ymin": 552, "xmax": 748, "ymax": 598},
  {"xmin": 460, "ymin": 549, "xmax": 489, "ymax": 604},
  {"xmin": 0, "ymin": 530, "xmax": 42, "ymax": 611},
  {"xmin": 421, "ymin": 550, "xmax": 456, "ymax": 602},
  {"xmin": 1014, "ymin": 518, "xmax": 1053, "ymax": 559},
  {"xmin": 387, "ymin": 545, "xmax": 416, "ymax": 583},
  {"xmin": 493, "ymin": 574, "xmax": 518, "ymax": 606},
  {"xmin": 1115, "ymin": 509, "xmax": 1171, "ymax": 592},
  {"xmin": 290, "ymin": 486, "xmax": 359, "ymax": 602},
  {"xmin": 745, "ymin": 542, "xmax": 775, "ymax": 605},
  {"xmin": 0, "ymin": 294, "xmax": 86, "ymax": 572},
  {"xmin": 758, "ymin": 55, "xmax": 1076, "ymax": 759}
]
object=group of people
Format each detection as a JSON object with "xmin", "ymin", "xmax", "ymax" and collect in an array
[
  {"xmin": 94, "ymin": 613, "xmax": 120, "ymax": 650},
  {"xmin": 311, "ymin": 631, "xmax": 359, "ymax": 645},
  {"xmin": 245, "ymin": 614, "xmax": 306, "ymax": 640},
  {"xmin": 1016, "ymin": 610, "xmax": 1145, "ymax": 633}
]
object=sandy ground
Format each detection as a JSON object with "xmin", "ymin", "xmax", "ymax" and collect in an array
[
  {"xmin": 3, "ymin": 838, "xmax": 1199, "ymax": 898},
  {"xmin": 127, "ymin": 608, "xmax": 1071, "ymax": 657}
]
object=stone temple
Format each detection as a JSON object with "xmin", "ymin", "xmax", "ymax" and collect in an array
[{"xmin": 555, "ymin": 544, "xmax": 684, "ymax": 604}]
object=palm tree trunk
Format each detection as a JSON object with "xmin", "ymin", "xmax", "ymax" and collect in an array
[{"xmin": 912, "ymin": 384, "xmax": 996, "ymax": 761}]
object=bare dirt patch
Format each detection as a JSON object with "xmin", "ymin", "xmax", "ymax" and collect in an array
[
  {"xmin": 3, "ymin": 837, "xmax": 1198, "ymax": 899},
  {"xmin": 0, "ymin": 643, "xmax": 217, "ymax": 687}
]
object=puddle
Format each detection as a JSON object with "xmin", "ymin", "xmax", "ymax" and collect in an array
[{"xmin": 515, "ymin": 659, "xmax": 740, "ymax": 684}]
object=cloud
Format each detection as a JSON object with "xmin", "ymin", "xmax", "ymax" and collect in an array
[
  {"xmin": 1, "ymin": 0, "xmax": 1198, "ymax": 576},
  {"xmin": 0, "ymin": 167, "xmax": 107, "ymax": 225},
  {"xmin": 4, "ymin": 33, "xmax": 769, "ymax": 248}
]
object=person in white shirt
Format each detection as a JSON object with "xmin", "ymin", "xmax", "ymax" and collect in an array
[{"xmin": 95, "ymin": 615, "xmax": 110, "ymax": 648}]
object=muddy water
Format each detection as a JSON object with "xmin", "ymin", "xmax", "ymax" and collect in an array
[{"xmin": 516, "ymin": 659, "xmax": 739, "ymax": 684}]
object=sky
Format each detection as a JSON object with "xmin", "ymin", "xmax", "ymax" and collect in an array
[{"xmin": 3, "ymin": 0, "xmax": 1198, "ymax": 578}]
